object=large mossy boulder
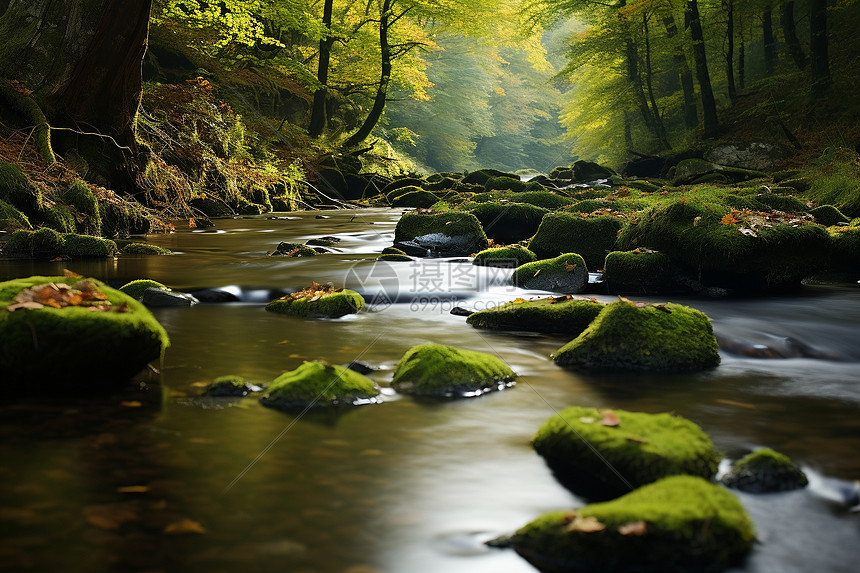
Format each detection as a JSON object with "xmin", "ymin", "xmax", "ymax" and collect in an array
[
  {"xmin": 1, "ymin": 229, "xmax": 117, "ymax": 258},
  {"xmin": 0, "ymin": 276, "xmax": 169, "ymax": 387},
  {"xmin": 471, "ymin": 190, "xmax": 574, "ymax": 210},
  {"xmin": 809, "ymin": 204, "xmax": 850, "ymax": 226},
  {"xmin": 393, "ymin": 211, "xmax": 488, "ymax": 257},
  {"xmin": 390, "ymin": 189, "xmax": 439, "ymax": 208},
  {"xmin": 603, "ymin": 250, "xmax": 678, "ymax": 294},
  {"xmin": 528, "ymin": 213, "xmax": 622, "ymax": 270},
  {"xmin": 462, "ymin": 168, "xmax": 520, "ymax": 186},
  {"xmin": 511, "ymin": 475, "xmax": 755, "ymax": 573},
  {"xmin": 532, "ymin": 406, "xmax": 720, "ymax": 499},
  {"xmin": 467, "ymin": 297, "xmax": 603, "ymax": 335},
  {"xmin": 572, "ymin": 160, "xmax": 616, "ymax": 182},
  {"xmin": 618, "ymin": 199, "xmax": 832, "ymax": 291},
  {"xmin": 260, "ymin": 361, "xmax": 380, "ymax": 409},
  {"xmin": 511, "ymin": 253, "xmax": 588, "ymax": 293},
  {"xmin": 472, "ymin": 245, "xmax": 537, "ymax": 268},
  {"xmin": 552, "ymin": 299, "xmax": 720, "ymax": 372},
  {"xmin": 466, "ymin": 202, "xmax": 548, "ymax": 244},
  {"xmin": 391, "ymin": 343, "xmax": 516, "ymax": 398},
  {"xmin": 721, "ymin": 448, "xmax": 808, "ymax": 493},
  {"xmin": 265, "ymin": 283, "xmax": 364, "ymax": 318},
  {"xmin": 62, "ymin": 180, "xmax": 102, "ymax": 236}
]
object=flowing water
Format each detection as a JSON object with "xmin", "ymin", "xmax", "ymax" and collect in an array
[{"xmin": 1, "ymin": 208, "xmax": 859, "ymax": 572}]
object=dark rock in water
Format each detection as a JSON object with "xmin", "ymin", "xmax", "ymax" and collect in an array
[
  {"xmin": 189, "ymin": 288, "xmax": 241, "ymax": 303},
  {"xmin": 270, "ymin": 242, "xmax": 316, "ymax": 257},
  {"xmin": 572, "ymin": 160, "xmax": 616, "ymax": 182},
  {"xmin": 141, "ymin": 287, "xmax": 199, "ymax": 307},
  {"xmin": 314, "ymin": 215, "xmax": 330, "ymax": 219},
  {"xmin": 306, "ymin": 236, "xmax": 342, "ymax": 246},
  {"xmin": 450, "ymin": 306, "xmax": 475, "ymax": 317},
  {"xmin": 721, "ymin": 448, "xmax": 808, "ymax": 493},
  {"xmin": 202, "ymin": 375, "xmax": 260, "ymax": 397},
  {"xmin": 716, "ymin": 334, "xmax": 841, "ymax": 360},
  {"xmin": 344, "ymin": 361, "xmax": 375, "ymax": 375}
]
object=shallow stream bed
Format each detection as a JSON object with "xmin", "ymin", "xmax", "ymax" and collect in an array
[{"xmin": 1, "ymin": 208, "xmax": 859, "ymax": 572}]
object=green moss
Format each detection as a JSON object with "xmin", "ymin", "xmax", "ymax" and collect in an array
[
  {"xmin": 121, "ymin": 242, "xmax": 173, "ymax": 255},
  {"xmin": 0, "ymin": 276, "xmax": 169, "ymax": 387},
  {"xmin": 618, "ymin": 199, "xmax": 832, "ymax": 291},
  {"xmin": 809, "ymin": 204, "xmax": 850, "ymax": 226},
  {"xmin": 529, "ymin": 213, "xmax": 622, "ymax": 270},
  {"xmin": 532, "ymin": 406, "xmax": 719, "ymax": 500},
  {"xmin": 484, "ymin": 176, "xmax": 544, "ymax": 192},
  {"xmin": 391, "ymin": 189, "xmax": 440, "ymax": 208},
  {"xmin": 511, "ymin": 253, "xmax": 588, "ymax": 293},
  {"xmin": 260, "ymin": 361, "xmax": 380, "ymax": 409},
  {"xmin": 202, "ymin": 375, "xmax": 255, "ymax": 397},
  {"xmin": 800, "ymin": 147, "xmax": 860, "ymax": 216},
  {"xmin": 40, "ymin": 203, "xmax": 77, "ymax": 233},
  {"xmin": 391, "ymin": 343, "xmax": 516, "ymax": 398},
  {"xmin": 0, "ymin": 160, "xmax": 41, "ymax": 217},
  {"xmin": 0, "ymin": 199, "xmax": 30, "ymax": 230},
  {"xmin": 553, "ymin": 299, "xmax": 720, "ymax": 372},
  {"xmin": 829, "ymin": 226, "xmax": 860, "ymax": 271},
  {"xmin": 265, "ymin": 289, "xmax": 364, "ymax": 318},
  {"xmin": 721, "ymin": 448, "xmax": 808, "ymax": 493},
  {"xmin": 572, "ymin": 160, "xmax": 616, "ymax": 182},
  {"xmin": 471, "ymin": 190, "xmax": 574, "ymax": 210},
  {"xmin": 462, "ymin": 168, "xmax": 520, "ymax": 185},
  {"xmin": 393, "ymin": 211, "xmax": 488, "ymax": 256},
  {"xmin": 379, "ymin": 253, "xmax": 412, "ymax": 261},
  {"xmin": 62, "ymin": 233, "xmax": 118, "ymax": 257},
  {"xmin": 5, "ymin": 228, "xmax": 67, "ymax": 258},
  {"xmin": 603, "ymin": 251, "xmax": 678, "ymax": 294},
  {"xmin": 386, "ymin": 184, "xmax": 423, "ymax": 203},
  {"xmin": 119, "ymin": 279, "xmax": 169, "ymax": 299},
  {"xmin": 467, "ymin": 297, "xmax": 603, "ymax": 335},
  {"xmin": 189, "ymin": 195, "xmax": 233, "ymax": 217},
  {"xmin": 755, "ymin": 192, "xmax": 807, "ymax": 213},
  {"xmin": 465, "ymin": 202, "xmax": 548, "ymax": 244},
  {"xmin": 566, "ymin": 199, "xmax": 613, "ymax": 214},
  {"xmin": 62, "ymin": 180, "xmax": 102, "ymax": 236},
  {"xmin": 472, "ymin": 245, "xmax": 537, "ymax": 268},
  {"xmin": 512, "ymin": 475, "xmax": 755, "ymax": 573},
  {"xmin": 271, "ymin": 242, "xmax": 317, "ymax": 256}
]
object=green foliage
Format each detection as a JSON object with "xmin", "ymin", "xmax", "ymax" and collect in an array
[{"xmin": 62, "ymin": 180, "xmax": 102, "ymax": 236}]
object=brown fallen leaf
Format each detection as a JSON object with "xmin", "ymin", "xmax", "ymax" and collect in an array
[
  {"xmin": 565, "ymin": 516, "xmax": 606, "ymax": 533},
  {"xmin": 653, "ymin": 303, "xmax": 672, "ymax": 314},
  {"xmin": 120, "ymin": 401, "xmax": 142, "ymax": 408},
  {"xmin": 116, "ymin": 485, "xmax": 150, "ymax": 493},
  {"xmin": 564, "ymin": 261, "xmax": 577, "ymax": 272},
  {"xmin": 63, "ymin": 269, "xmax": 82, "ymax": 278},
  {"xmin": 618, "ymin": 521, "xmax": 647, "ymax": 536},
  {"xmin": 164, "ymin": 518, "xmax": 206, "ymax": 535},
  {"xmin": 601, "ymin": 411, "xmax": 620, "ymax": 427},
  {"xmin": 7, "ymin": 301, "xmax": 44, "ymax": 311}
]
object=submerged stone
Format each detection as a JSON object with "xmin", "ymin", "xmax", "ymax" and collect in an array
[
  {"xmin": 265, "ymin": 285, "xmax": 364, "ymax": 318},
  {"xmin": 260, "ymin": 361, "xmax": 380, "ymax": 409},
  {"xmin": 391, "ymin": 343, "xmax": 516, "ymax": 398},
  {"xmin": 511, "ymin": 253, "xmax": 588, "ymax": 293},
  {"xmin": 270, "ymin": 242, "xmax": 317, "ymax": 257},
  {"xmin": 141, "ymin": 287, "xmax": 199, "ymax": 307},
  {"xmin": 553, "ymin": 299, "xmax": 720, "ymax": 372},
  {"xmin": 532, "ymin": 406, "xmax": 719, "ymax": 499},
  {"xmin": 202, "ymin": 375, "xmax": 259, "ymax": 397},
  {"xmin": 528, "ymin": 213, "xmax": 622, "ymax": 270},
  {"xmin": 512, "ymin": 475, "xmax": 755, "ymax": 573},
  {"xmin": 0, "ymin": 276, "xmax": 169, "ymax": 387},
  {"xmin": 393, "ymin": 211, "xmax": 488, "ymax": 257},
  {"xmin": 467, "ymin": 296, "xmax": 603, "ymax": 335},
  {"xmin": 472, "ymin": 245, "xmax": 537, "ymax": 268},
  {"xmin": 721, "ymin": 448, "xmax": 808, "ymax": 493}
]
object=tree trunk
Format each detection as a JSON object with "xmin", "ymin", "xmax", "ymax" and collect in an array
[
  {"xmin": 724, "ymin": 0, "xmax": 737, "ymax": 101},
  {"xmin": 810, "ymin": 0, "xmax": 830, "ymax": 97},
  {"xmin": 308, "ymin": 0, "xmax": 334, "ymax": 138},
  {"xmin": 686, "ymin": 0, "xmax": 719, "ymax": 138},
  {"xmin": 739, "ymin": 38, "xmax": 746, "ymax": 89},
  {"xmin": 643, "ymin": 13, "xmax": 670, "ymax": 149},
  {"xmin": 0, "ymin": 0, "xmax": 152, "ymax": 160},
  {"xmin": 780, "ymin": 2, "xmax": 807, "ymax": 69},
  {"xmin": 763, "ymin": 5, "xmax": 776, "ymax": 75},
  {"xmin": 663, "ymin": 15, "xmax": 697, "ymax": 129},
  {"xmin": 345, "ymin": 0, "xmax": 393, "ymax": 148}
]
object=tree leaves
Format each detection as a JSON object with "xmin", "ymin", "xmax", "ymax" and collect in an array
[{"xmin": 6, "ymin": 280, "xmax": 127, "ymax": 313}]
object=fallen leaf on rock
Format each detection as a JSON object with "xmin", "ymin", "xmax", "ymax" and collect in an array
[
  {"xmin": 63, "ymin": 269, "xmax": 82, "ymax": 278},
  {"xmin": 116, "ymin": 485, "xmax": 150, "ymax": 493},
  {"xmin": 601, "ymin": 411, "xmax": 620, "ymax": 427},
  {"xmin": 512, "ymin": 298, "xmax": 527, "ymax": 304},
  {"xmin": 164, "ymin": 518, "xmax": 206, "ymax": 535},
  {"xmin": 565, "ymin": 516, "xmax": 606, "ymax": 533},
  {"xmin": 564, "ymin": 261, "xmax": 577, "ymax": 272},
  {"xmin": 550, "ymin": 295, "xmax": 572, "ymax": 303},
  {"xmin": 618, "ymin": 521, "xmax": 647, "ymax": 536},
  {"xmin": 120, "ymin": 401, "xmax": 142, "ymax": 408},
  {"xmin": 653, "ymin": 303, "xmax": 672, "ymax": 313}
]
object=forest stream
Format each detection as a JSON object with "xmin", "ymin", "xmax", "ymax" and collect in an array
[{"xmin": 1, "ymin": 208, "xmax": 859, "ymax": 573}]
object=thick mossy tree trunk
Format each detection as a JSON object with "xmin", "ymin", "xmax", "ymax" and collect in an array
[
  {"xmin": 686, "ymin": 0, "xmax": 719, "ymax": 138},
  {"xmin": 0, "ymin": 0, "xmax": 152, "ymax": 170},
  {"xmin": 308, "ymin": 0, "xmax": 334, "ymax": 138}
]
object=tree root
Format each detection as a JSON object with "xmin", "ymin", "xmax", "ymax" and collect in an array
[{"xmin": 0, "ymin": 78, "xmax": 56, "ymax": 165}]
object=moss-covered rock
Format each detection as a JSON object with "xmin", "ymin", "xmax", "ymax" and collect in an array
[
  {"xmin": 532, "ymin": 406, "xmax": 720, "ymax": 499},
  {"xmin": 385, "ymin": 184, "xmax": 422, "ymax": 203},
  {"xmin": 529, "ymin": 213, "xmax": 622, "ymax": 270},
  {"xmin": 62, "ymin": 233, "xmax": 118, "ymax": 257},
  {"xmin": 472, "ymin": 190, "xmax": 574, "ymax": 210},
  {"xmin": 511, "ymin": 475, "xmax": 755, "ymax": 573},
  {"xmin": 755, "ymin": 192, "xmax": 807, "ymax": 213},
  {"xmin": 809, "ymin": 204, "xmax": 850, "ymax": 226},
  {"xmin": 391, "ymin": 343, "xmax": 516, "ymax": 398},
  {"xmin": 62, "ymin": 180, "xmax": 102, "ymax": 236},
  {"xmin": 0, "ymin": 276, "xmax": 169, "ymax": 387},
  {"xmin": 202, "ymin": 375, "xmax": 257, "ymax": 397},
  {"xmin": 467, "ymin": 297, "xmax": 603, "ymax": 335},
  {"xmin": 721, "ymin": 448, "xmax": 808, "ymax": 493},
  {"xmin": 121, "ymin": 242, "xmax": 173, "ymax": 255},
  {"xmin": 485, "ymin": 176, "xmax": 544, "ymax": 192},
  {"xmin": 828, "ymin": 226, "xmax": 860, "ymax": 271},
  {"xmin": 618, "ymin": 199, "xmax": 832, "ymax": 291},
  {"xmin": 0, "ymin": 160, "xmax": 41, "ymax": 217},
  {"xmin": 572, "ymin": 160, "xmax": 616, "ymax": 182},
  {"xmin": 391, "ymin": 189, "xmax": 439, "ymax": 208},
  {"xmin": 672, "ymin": 158, "xmax": 765, "ymax": 186},
  {"xmin": 119, "ymin": 279, "xmax": 169, "ymax": 300},
  {"xmin": 189, "ymin": 194, "xmax": 233, "ymax": 217},
  {"xmin": 462, "ymin": 168, "xmax": 520, "ymax": 186},
  {"xmin": 465, "ymin": 202, "xmax": 548, "ymax": 244},
  {"xmin": 270, "ymin": 242, "xmax": 317, "ymax": 257},
  {"xmin": 603, "ymin": 250, "xmax": 678, "ymax": 294},
  {"xmin": 265, "ymin": 286, "xmax": 364, "ymax": 318},
  {"xmin": 40, "ymin": 203, "xmax": 77, "ymax": 233},
  {"xmin": 2, "ymin": 228, "xmax": 63, "ymax": 258},
  {"xmin": 260, "ymin": 361, "xmax": 380, "ymax": 409},
  {"xmin": 472, "ymin": 245, "xmax": 537, "ymax": 268},
  {"xmin": 511, "ymin": 253, "xmax": 588, "ymax": 293},
  {"xmin": 0, "ymin": 199, "xmax": 30, "ymax": 230},
  {"xmin": 565, "ymin": 198, "xmax": 613, "ymax": 214},
  {"xmin": 553, "ymin": 299, "xmax": 720, "ymax": 372},
  {"xmin": 393, "ymin": 211, "xmax": 488, "ymax": 257}
]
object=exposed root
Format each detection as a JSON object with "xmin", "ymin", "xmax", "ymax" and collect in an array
[{"xmin": 0, "ymin": 79, "xmax": 56, "ymax": 165}]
